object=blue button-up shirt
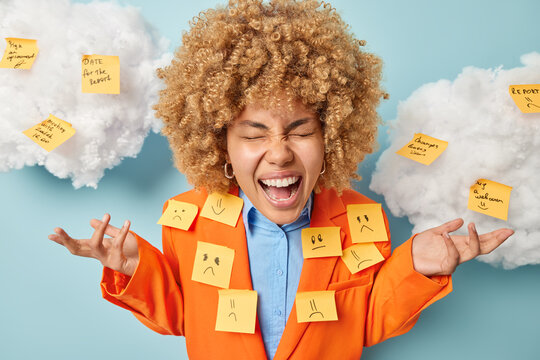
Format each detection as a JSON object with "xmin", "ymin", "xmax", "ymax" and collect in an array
[{"xmin": 239, "ymin": 190, "xmax": 313, "ymax": 359}]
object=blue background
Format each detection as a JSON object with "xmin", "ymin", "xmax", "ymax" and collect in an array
[{"xmin": 1, "ymin": 0, "xmax": 540, "ymax": 359}]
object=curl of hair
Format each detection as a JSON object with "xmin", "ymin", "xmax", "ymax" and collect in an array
[{"xmin": 155, "ymin": 0, "xmax": 385, "ymax": 194}]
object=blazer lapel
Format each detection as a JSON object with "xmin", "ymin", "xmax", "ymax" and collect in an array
[
  {"xmin": 202, "ymin": 187, "xmax": 267, "ymax": 359},
  {"xmin": 274, "ymin": 188, "xmax": 347, "ymax": 359}
]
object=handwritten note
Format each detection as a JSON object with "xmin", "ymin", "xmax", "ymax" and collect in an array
[
  {"xmin": 341, "ymin": 243, "xmax": 385, "ymax": 274},
  {"xmin": 396, "ymin": 133, "xmax": 448, "ymax": 165},
  {"xmin": 23, "ymin": 114, "xmax": 75, "ymax": 152},
  {"xmin": 468, "ymin": 179, "xmax": 512, "ymax": 221},
  {"xmin": 215, "ymin": 289, "xmax": 258, "ymax": 334},
  {"xmin": 200, "ymin": 192, "xmax": 243, "ymax": 227},
  {"xmin": 509, "ymin": 85, "xmax": 540, "ymax": 113},
  {"xmin": 0, "ymin": 38, "xmax": 38, "ymax": 69},
  {"xmin": 301, "ymin": 227, "xmax": 342, "ymax": 259},
  {"xmin": 191, "ymin": 241, "xmax": 235, "ymax": 288},
  {"xmin": 296, "ymin": 291, "xmax": 338, "ymax": 323},
  {"xmin": 157, "ymin": 200, "xmax": 198, "ymax": 231},
  {"xmin": 81, "ymin": 55, "xmax": 120, "ymax": 94},
  {"xmin": 346, "ymin": 204, "xmax": 388, "ymax": 243}
]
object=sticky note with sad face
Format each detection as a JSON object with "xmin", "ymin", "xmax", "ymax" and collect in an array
[
  {"xmin": 157, "ymin": 200, "xmax": 198, "ymax": 231},
  {"xmin": 192, "ymin": 241, "xmax": 235, "ymax": 288},
  {"xmin": 215, "ymin": 289, "xmax": 258, "ymax": 334},
  {"xmin": 346, "ymin": 204, "xmax": 389, "ymax": 243}
]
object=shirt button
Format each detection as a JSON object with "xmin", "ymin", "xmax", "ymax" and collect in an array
[
  {"xmin": 276, "ymin": 269, "xmax": 283, "ymax": 276},
  {"xmin": 274, "ymin": 309, "xmax": 282, "ymax": 316}
]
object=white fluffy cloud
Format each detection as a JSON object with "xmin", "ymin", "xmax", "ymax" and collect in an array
[
  {"xmin": 0, "ymin": 0, "xmax": 171, "ymax": 188},
  {"xmin": 371, "ymin": 52, "xmax": 540, "ymax": 269}
]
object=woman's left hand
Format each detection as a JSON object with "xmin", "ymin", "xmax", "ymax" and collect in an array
[{"xmin": 411, "ymin": 218, "xmax": 514, "ymax": 276}]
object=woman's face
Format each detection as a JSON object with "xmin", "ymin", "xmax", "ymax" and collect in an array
[{"xmin": 226, "ymin": 99, "xmax": 325, "ymax": 225}]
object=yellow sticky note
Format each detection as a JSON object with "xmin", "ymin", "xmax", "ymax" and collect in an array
[
  {"xmin": 346, "ymin": 204, "xmax": 388, "ymax": 243},
  {"xmin": 0, "ymin": 38, "xmax": 38, "ymax": 69},
  {"xmin": 509, "ymin": 85, "xmax": 540, "ymax": 113},
  {"xmin": 23, "ymin": 114, "xmax": 75, "ymax": 152},
  {"xmin": 157, "ymin": 200, "xmax": 198, "ymax": 231},
  {"xmin": 468, "ymin": 179, "xmax": 512, "ymax": 221},
  {"xmin": 296, "ymin": 291, "xmax": 338, "ymax": 323},
  {"xmin": 215, "ymin": 289, "xmax": 258, "ymax": 334},
  {"xmin": 200, "ymin": 192, "xmax": 243, "ymax": 227},
  {"xmin": 81, "ymin": 55, "xmax": 120, "ymax": 94},
  {"xmin": 191, "ymin": 241, "xmax": 235, "ymax": 288},
  {"xmin": 341, "ymin": 243, "xmax": 385, "ymax": 274},
  {"xmin": 301, "ymin": 227, "xmax": 342, "ymax": 259},
  {"xmin": 396, "ymin": 133, "xmax": 448, "ymax": 165}
]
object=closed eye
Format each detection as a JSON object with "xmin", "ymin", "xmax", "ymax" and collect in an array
[{"xmin": 241, "ymin": 136, "xmax": 265, "ymax": 140}]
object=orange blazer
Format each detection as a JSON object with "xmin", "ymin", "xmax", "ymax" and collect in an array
[{"xmin": 101, "ymin": 187, "xmax": 452, "ymax": 359}]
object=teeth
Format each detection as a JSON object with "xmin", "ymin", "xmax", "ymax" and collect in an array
[{"xmin": 261, "ymin": 176, "xmax": 299, "ymax": 188}]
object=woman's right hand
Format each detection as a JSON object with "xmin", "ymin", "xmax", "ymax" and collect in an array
[{"xmin": 48, "ymin": 214, "xmax": 140, "ymax": 276}]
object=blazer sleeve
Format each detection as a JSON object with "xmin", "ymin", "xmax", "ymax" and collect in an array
[
  {"xmin": 363, "ymin": 232, "xmax": 453, "ymax": 346},
  {"xmin": 100, "ymin": 223, "xmax": 185, "ymax": 336}
]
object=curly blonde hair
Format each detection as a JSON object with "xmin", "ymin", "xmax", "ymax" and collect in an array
[{"xmin": 155, "ymin": 0, "xmax": 386, "ymax": 194}]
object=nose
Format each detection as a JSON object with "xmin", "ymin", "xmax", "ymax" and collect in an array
[{"xmin": 264, "ymin": 135, "xmax": 294, "ymax": 167}]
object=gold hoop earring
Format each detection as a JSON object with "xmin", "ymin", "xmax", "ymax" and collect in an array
[
  {"xmin": 224, "ymin": 163, "xmax": 235, "ymax": 179},
  {"xmin": 320, "ymin": 160, "xmax": 326, "ymax": 175}
]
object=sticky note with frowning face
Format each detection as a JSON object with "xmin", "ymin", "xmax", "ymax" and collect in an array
[
  {"xmin": 23, "ymin": 114, "xmax": 75, "ymax": 152},
  {"xmin": 0, "ymin": 38, "xmax": 38, "ymax": 69},
  {"xmin": 341, "ymin": 243, "xmax": 385, "ymax": 274},
  {"xmin": 191, "ymin": 241, "xmax": 235, "ymax": 288},
  {"xmin": 396, "ymin": 133, "xmax": 448, "ymax": 165},
  {"xmin": 81, "ymin": 55, "xmax": 120, "ymax": 94},
  {"xmin": 301, "ymin": 227, "xmax": 342, "ymax": 259},
  {"xmin": 509, "ymin": 85, "xmax": 540, "ymax": 113},
  {"xmin": 215, "ymin": 289, "xmax": 258, "ymax": 334},
  {"xmin": 296, "ymin": 291, "xmax": 338, "ymax": 323},
  {"xmin": 200, "ymin": 192, "xmax": 243, "ymax": 227},
  {"xmin": 468, "ymin": 179, "xmax": 512, "ymax": 221},
  {"xmin": 346, "ymin": 204, "xmax": 388, "ymax": 243},
  {"xmin": 157, "ymin": 200, "xmax": 198, "ymax": 231}
]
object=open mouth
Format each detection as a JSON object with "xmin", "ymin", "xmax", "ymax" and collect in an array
[{"xmin": 259, "ymin": 176, "xmax": 301, "ymax": 202}]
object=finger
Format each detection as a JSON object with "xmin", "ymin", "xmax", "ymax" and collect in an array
[
  {"xmin": 442, "ymin": 232, "xmax": 460, "ymax": 264},
  {"xmin": 89, "ymin": 214, "xmax": 110, "ymax": 247},
  {"xmin": 463, "ymin": 222, "xmax": 481, "ymax": 263},
  {"xmin": 90, "ymin": 216, "xmax": 122, "ymax": 238},
  {"xmin": 110, "ymin": 220, "xmax": 130, "ymax": 264},
  {"xmin": 478, "ymin": 228, "xmax": 514, "ymax": 254},
  {"xmin": 431, "ymin": 218, "xmax": 464, "ymax": 235},
  {"xmin": 48, "ymin": 227, "xmax": 72, "ymax": 246}
]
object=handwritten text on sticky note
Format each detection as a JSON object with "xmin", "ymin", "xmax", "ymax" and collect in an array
[
  {"xmin": 215, "ymin": 289, "xmax": 258, "ymax": 334},
  {"xmin": 23, "ymin": 114, "xmax": 75, "ymax": 152},
  {"xmin": 0, "ymin": 38, "xmax": 38, "ymax": 69},
  {"xmin": 509, "ymin": 85, "xmax": 540, "ymax": 113},
  {"xmin": 200, "ymin": 192, "xmax": 243, "ymax": 227},
  {"xmin": 157, "ymin": 200, "xmax": 198, "ymax": 231},
  {"xmin": 296, "ymin": 291, "xmax": 338, "ymax": 323},
  {"xmin": 341, "ymin": 243, "xmax": 385, "ymax": 274},
  {"xmin": 301, "ymin": 227, "xmax": 342, "ymax": 259},
  {"xmin": 191, "ymin": 241, "xmax": 235, "ymax": 288},
  {"xmin": 396, "ymin": 133, "xmax": 448, "ymax": 165},
  {"xmin": 468, "ymin": 179, "xmax": 512, "ymax": 221},
  {"xmin": 81, "ymin": 55, "xmax": 120, "ymax": 94},
  {"xmin": 346, "ymin": 204, "xmax": 388, "ymax": 243}
]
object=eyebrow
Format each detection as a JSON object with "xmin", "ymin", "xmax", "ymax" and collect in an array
[{"xmin": 239, "ymin": 117, "xmax": 313, "ymax": 133}]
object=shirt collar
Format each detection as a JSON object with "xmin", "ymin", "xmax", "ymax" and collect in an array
[{"xmin": 240, "ymin": 189, "xmax": 313, "ymax": 232}]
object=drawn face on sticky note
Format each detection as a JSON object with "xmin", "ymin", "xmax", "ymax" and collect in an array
[
  {"xmin": 0, "ymin": 38, "xmax": 38, "ymax": 69},
  {"xmin": 23, "ymin": 114, "xmax": 76, "ymax": 152},
  {"xmin": 346, "ymin": 204, "xmax": 388, "ymax": 243},
  {"xmin": 191, "ymin": 241, "xmax": 234, "ymax": 288},
  {"xmin": 301, "ymin": 227, "xmax": 342, "ymax": 259},
  {"xmin": 341, "ymin": 243, "xmax": 385, "ymax": 274},
  {"xmin": 215, "ymin": 289, "xmax": 258, "ymax": 334},
  {"xmin": 468, "ymin": 179, "xmax": 512, "ymax": 220},
  {"xmin": 296, "ymin": 291, "xmax": 338, "ymax": 323},
  {"xmin": 200, "ymin": 192, "xmax": 243, "ymax": 227},
  {"xmin": 81, "ymin": 55, "xmax": 120, "ymax": 94},
  {"xmin": 396, "ymin": 133, "xmax": 448, "ymax": 165},
  {"xmin": 157, "ymin": 200, "xmax": 198, "ymax": 231},
  {"xmin": 509, "ymin": 85, "xmax": 540, "ymax": 113}
]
